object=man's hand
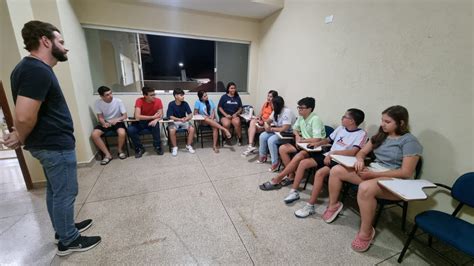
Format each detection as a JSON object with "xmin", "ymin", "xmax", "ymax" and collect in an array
[
  {"xmin": 1, "ymin": 128, "xmax": 21, "ymax": 150},
  {"xmin": 148, "ymin": 119, "xmax": 159, "ymax": 127},
  {"xmin": 323, "ymin": 155, "xmax": 332, "ymax": 166}
]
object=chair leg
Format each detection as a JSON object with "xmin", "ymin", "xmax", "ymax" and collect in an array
[
  {"xmin": 401, "ymin": 202, "xmax": 408, "ymax": 232},
  {"xmin": 397, "ymin": 224, "xmax": 418, "ymax": 263},
  {"xmin": 428, "ymin": 235, "xmax": 433, "ymax": 247},
  {"xmin": 373, "ymin": 203, "xmax": 385, "ymax": 229}
]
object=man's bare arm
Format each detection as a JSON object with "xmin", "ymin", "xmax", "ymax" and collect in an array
[{"xmin": 14, "ymin": 96, "xmax": 42, "ymax": 144}]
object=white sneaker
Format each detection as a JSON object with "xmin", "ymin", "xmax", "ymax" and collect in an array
[
  {"xmin": 186, "ymin": 145, "xmax": 195, "ymax": 154},
  {"xmin": 242, "ymin": 145, "xmax": 257, "ymax": 156},
  {"xmin": 172, "ymin": 147, "xmax": 178, "ymax": 157},
  {"xmin": 294, "ymin": 203, "xmax": 316, "ymax": 218},
  {"xmin": 283, "ymin": 191, "xmax": 300, "ymax": 204}
]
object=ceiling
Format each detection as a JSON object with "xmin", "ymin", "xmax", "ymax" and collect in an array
[{"xmin": 115, "ymin": 0, "xmax": 284, "ymax": 20}]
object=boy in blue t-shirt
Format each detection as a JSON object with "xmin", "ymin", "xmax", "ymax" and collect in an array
[{"xmin": 167, "ymin": 88, "xmax": 195, "ymax": 156}]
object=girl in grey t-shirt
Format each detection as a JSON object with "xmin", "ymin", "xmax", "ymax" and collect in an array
[{"xmin": 322, "ymin": 105, "xmax": 423, "ymax": 253}]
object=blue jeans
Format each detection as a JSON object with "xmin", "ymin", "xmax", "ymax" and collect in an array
[
  {"xmin": 30, "ymin": 149, "xmax": 79, "ymax": 245},
  {"xmin": 259, "ymin": 132, "xmax": 285, "ymax": 165},
  {"xmin": 127, "ymin": 120, "xmax": 161, "ymax": 151}
]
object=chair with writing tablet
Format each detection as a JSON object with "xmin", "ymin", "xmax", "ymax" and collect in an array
[
  {"xmin": 397, "ymin": 172, "xmax": 474, "ymax": 264},
  {"xmin": 340, "ymin": 156, "xmax": 423, "ymax": 231}
]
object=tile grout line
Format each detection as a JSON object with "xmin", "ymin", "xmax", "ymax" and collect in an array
[
  {"xmin": 195, "ymin": 150, "xmax": 256, "ymax": 266},
  {"xmin": 75, "ymin": 163, "xmax": 106, "ymax": 218},
  {"xmin": 0, "ymin": 214, "xmax": 25, "ymax": 238},
  {"xmin": 374, "ymin": 252, "xmax": 401, "ymax": 265}
]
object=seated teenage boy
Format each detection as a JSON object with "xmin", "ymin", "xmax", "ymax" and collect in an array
[
  {"xmin": 167, "ymin": 88, "xmax": 195, "ymax": 157},
  {"xmin": 127, "ymin": 86, "xmax": 164, "ymax": 158},
  {"xmin": 91, "ymin": 86, "xmax": 128, "ymax": 165},
  {"xmin": 284, "ymin": 108, "xmax": 368, "ymax": 207},
  {"xmin": 259, "ymin": 97, "xmax": 325, "ymax": 191}
]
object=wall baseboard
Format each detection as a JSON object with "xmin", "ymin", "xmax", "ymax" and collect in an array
[{"xmin": 77, "ymin": 153, "xmax": 98, "ymax": 168}]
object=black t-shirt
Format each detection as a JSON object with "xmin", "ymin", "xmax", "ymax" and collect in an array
[
  {"xmin": 10, "ymin": 57, "xmax": 75, "ymax": 150},
  {"xmin": 166, "ymin": 101, "xmax": 192, "ymax": 119}
]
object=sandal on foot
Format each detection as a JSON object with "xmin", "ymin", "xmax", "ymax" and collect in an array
[
  {"xmin": 322, "ymin": 202, "xmax": 344, "ymax": 223},
  {"xmin": 259, "ymin": 181, "xmax": 282, "ymax": 191},
  {"xmin": 213, "ymin": 147, "xmax": 220, "ymax": 153},
  {"xmin": 100, "ymin": 157, "xmax": 112, "ymax": 165},
  {"xmin": 225, "ymin": 131, "xmax": 232, "ymax": 139},
  {"xmin": 280, "ymin": 178, "xmax": 294, "ymax": 187},
  {"xmin": 351, "ymin": 227, "xmax": 376, "ymax": 252},
  {"xmin": 118, "ymin": 152, "xmax": 127, "ymax": 159}
]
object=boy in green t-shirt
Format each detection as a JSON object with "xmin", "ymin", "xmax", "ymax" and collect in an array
[{"xmin": 260, "ymin": 97, "xmax": 325, "ymax": 190}]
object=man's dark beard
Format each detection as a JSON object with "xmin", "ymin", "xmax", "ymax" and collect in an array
[{"xmin": 52, "ymin": 43, "xmax": 68, "ymax": 62}]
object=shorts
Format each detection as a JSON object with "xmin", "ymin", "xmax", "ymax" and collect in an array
[
  {"xmin": 168, "ymin": 121, "xmax": 193, "ymax": 130},
  {"xmin": 309, "ymin": 152, "xmax": 338, "ymax": 168},
  {"xmin": 367, "ymin": 162, "xmax": 390, "ymax": 172},
  {"xmin": 94, "ymin": 122, "xmax": 126, "ymax": 133}
]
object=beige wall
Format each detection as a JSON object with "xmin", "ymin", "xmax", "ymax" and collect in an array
[
  {"xmin": 2, "ymin": 0, "xmax": 96, "ymax": 183},
  {"xmin": 259, "ymin": 0, "xmax": 473, "ymax": 220}
]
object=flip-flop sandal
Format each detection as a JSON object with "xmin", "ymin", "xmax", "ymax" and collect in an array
[
  {"xmin": 351, "ymin": 227, "xmax": 376, "ymax": 252},
  {"xmin": 118, "ymin": 152, "xmax": 127, "ymax": 159},
  {"xmin": 213, "ymin": 147, "xmax": 220, "ymax": 153},
  {"xmin": 259, "ymin": 181, "xmax": 282, "ymax": 191},
  {"xmin": 225, "ymin": 132, "xmax": 232, "ymax": 139},
  {"xmin": 280, "ymin": 178, "xmax": 294, "ymax": 187},
  {"xmin": 100, "ymin": 157, "xmax": 112, "ymax": 165}
]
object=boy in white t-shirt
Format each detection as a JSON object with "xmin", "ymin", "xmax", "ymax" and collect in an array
[
  {"xmin": 91, "ymin": 86, "xmax": 128, "ymax": 165},
  {"xmin": 289, "ymin": 108, "xmax": 368, "ymax": 217}
]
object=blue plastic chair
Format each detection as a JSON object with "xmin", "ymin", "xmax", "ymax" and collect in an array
[{"xmin": 398, "ymin": 172, "xmax": 474, "ymax": 264}]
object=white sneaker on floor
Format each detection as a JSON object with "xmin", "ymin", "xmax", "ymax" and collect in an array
[
  {"xmin": 172, "ymin": 147, "xmax": 178, "ymax": 157},
  {"xmin": 283, "ymin": 190, "xmax": 300, "ymax": 204},
  {"xmin": 186, "ymin": 145, "xmax": 195, "ymax": 154},
  {"xmin": 242, "ymin": 145, "xmax": 257, "ymax": 156},
  {"xmin": 294, "ymin": 203, "xmax": 316, "ymax": 218}
]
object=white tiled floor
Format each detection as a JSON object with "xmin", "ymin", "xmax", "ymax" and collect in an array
[{"xmin": 0, "ymin": 146, "xmax": 472, "ymax": 265}]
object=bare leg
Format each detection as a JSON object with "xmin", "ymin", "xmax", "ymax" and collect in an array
[
  {"xmin": 117, "ymin": 128, "xmax": 126, "ymax": 153},
  {"xmin": 357, "ymin": 178, "xmax": 400, "ymax": 238},
  {"xmin": 91, "ymin": 129, "xmax": 111, "ymax": 158},
  {"xmin": 220, "ymin": 117, "xmax": 231, "ymax": 138},
  {"xmin": 291, "ymin": 158, "xmax": 317, "ymax": 189},
  {"xmin": 203, "ymin": 118, "xmax": 230, "ymax": 138},
  {"xmin": 307, "ymin": 166, "xmax": 330, "ymax": 205},
  {"xmin": 231, "ymin": 117, "xmax": 242, "ymax": 138},
  {"xmin": 327, "ymin": 165, "xmax": 362, "ymax": 209},
  {"xmin": 279, "ymin": 144, "xmax": 297, "ymax": 168},
  {"xmin": 187, "ymin": 126, "xmax": 195, "ymax": 145},
  {"xmin": 272, "ymin": 151, "xmax": 309, "ymax": 184},
  {"xmin": 247, "ymin": 118, "xmax": 257, "ymax": 145},
  {"xmin": 212, "ymin": 127, "xmax": 218, "ymax": 149},
  {"xmin": 169, "ymin": 128, "xmax": 177, "ymax": 147}
]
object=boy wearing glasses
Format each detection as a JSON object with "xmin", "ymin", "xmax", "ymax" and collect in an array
[
  {"xmin": 128, "ymin": 86, "xmax": 164, "ymax": 158},
  {"xmin": 288, "ymin": 109, "xmax": 368, "ymax": 210},
  {"xmin": 260, "ymin": 97, "xmax": 325, "ymax": 190}
]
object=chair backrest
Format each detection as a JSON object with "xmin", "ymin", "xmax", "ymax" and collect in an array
[
  {"xmin": 325, "ymin": 125, "xmax": 334, "ymax": 137},
  {"xmin": 414, "ymin": 156, "xmax": 423, "ymax": 179},
  {"xmin": 452, "ymin": 172, "xmax": 474, "ymax": 208}
]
